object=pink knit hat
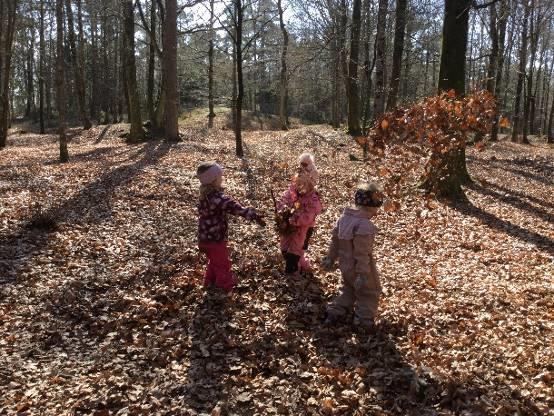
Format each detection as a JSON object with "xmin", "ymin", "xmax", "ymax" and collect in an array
[
  {"xmin": 197, "ymin": 162, "xmax": 223, "ymax": 185},
  {"xmin": 298, "ymin": 153, "xmax": 319, "ymax": 185}
]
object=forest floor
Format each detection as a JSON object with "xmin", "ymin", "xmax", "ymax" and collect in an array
[{"xmin": 0, "ymin": 121, "xmax": 552, "ymax": 416}]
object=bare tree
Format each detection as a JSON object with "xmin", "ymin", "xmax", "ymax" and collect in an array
[
  {"xmin": 277, "ymin": 0, "xmax": 289, "ymax": 130},
  {"xmin": 122, "ymin": 0, "xmax": 145, "ymax": 142},
  {"xmin": 163, "ymin": 0, "xmax": 180, "ymax": 141},
  {"xmin": 386, "ymin": 0, "xmax": 407, "ymax": 110},
  {"xmin": 234, "ymin": 0, "xmax": 244, "ymax": 157},
  {"xmin": 39, "ymin": 0, "xmax": 46, "ymax": 133},
  {"xmin": 490, "ymin": 0, "xmax": 509, "ymax": 142},
  {"xmin": 208, "ymin": 0, "xmax": 216, "ymax": 128},
  {"xmin": 346, "ymin": 0, "xmax": 362, "ymax": 135},
  {"xmin": 373, "ymin": 0, "xmax": 388, "ymax": 119},
  {"xmin": 55, "ymin": 0, "xmax": 69, "ymax": 162},
  {"xmin": 66, "ymin": 0, "xmax": 92, "ymax": 129},
  {"xmin": 0, "ymin": 0, "xmax": 17, "ymax": 148}
]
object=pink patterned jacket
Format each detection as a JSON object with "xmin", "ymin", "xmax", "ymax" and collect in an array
[{"xmin": 278, "ymin": 185, "xmax": 323, "ymax": 256}]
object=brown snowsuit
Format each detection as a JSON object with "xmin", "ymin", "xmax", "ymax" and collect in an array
[{"xmin": 325, "ymin": 207, "xmax": 381, "ymax": 324}]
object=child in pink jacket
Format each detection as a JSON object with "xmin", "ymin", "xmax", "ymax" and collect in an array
[
  {"xmin": 197, "ymin": 162, "xmax": 265, "ymax": 294},
  {"xmin": 322, "ymin": 182, "xmax": 383, "ymax": 331},
  {"xmin": 278, "ymin": 153, "xmax": 323, "ymax": 276}
]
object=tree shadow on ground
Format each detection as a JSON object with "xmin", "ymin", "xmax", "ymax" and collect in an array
[
  {"xmin": 95, "ymin": 125, "xmax": 111, "ymax": 144},
  {"xmin": 175, "ymin": 290, "xmax": 235, "ymax": 414},
  {"xmin": 288, "ymin": 271, "xmax": 545, "ymax": 414},
  {"xmin": 468, "ymin": 181, "xmax": 554, "ymax": 225},
  {"xmin": 451, "ymin": 199, "xmax": 554, "ymax": 257},
  {"xmin": 481, "ymin": 180, "xmax": 554, "ymax": 210},
  {"xmin": 0, "ymin": 140, "xmax": 176, "ymax": 284},
  {"xmin": 468, "ymin": 155, "xmax": 553, "ymax": 186}
]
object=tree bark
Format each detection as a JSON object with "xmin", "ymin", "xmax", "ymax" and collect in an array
[
  {"xmin": 56, "ymin": 0, "xmax": 69, "ymax": 162},
  {"xmin": 387, "ymin": 0, "xmax": 407, "ymax": 110},
  {"xmin": 523, "ymin": 0, "xmax": 538, "ymax": 142},
  {"xmin": 39, "ymin": 0, "xmax": 46, "ymax": 133},
  {"xmin": 0, "ymin": 0, "xmax": 17, "ymax": 148},
  {"xmin": 148, "ymin": 0, "xmax": 157, "ymax": 123},
  {"xmin": 122, "ymin": 0, "xmax": 145, "ymax": 142},
  {"xmin": 277, "ymin": 0, "xmax": 289, "ymax": 130},
  {"xmin": 208, "ymin": 0, "xmax": 216, "ymax": 128},
  {"xmin": 331, "ymin": 14, "xmax": 340, "ymax": 128},
  {"xmin": 490, "ymin": 0, "xmax": 508, "ymax": 142},
  {"xmin": 546, "ymin": 94, "xmax": 554, "ymax": 143},
  {"xmin": 541, "ymin": 49, "xmax": 553, "ymax": 135},
  {"xmin": 163, "ymin": 0, "xmax": 179, "ymax": 141},
  {"xmin": 372, "ymin": 0, "xmax": 387, "ymax": 119},
  {"xmin": 66, "ymin": 0, "xmax": 92, "ymax": 129},
  {"xmin": 438, "ymin": 0, "xmax": 470, "ymax": 95},
  {"xmin": 511, "ymin": 0, "xmax": 529, "ymax": 143},
  {"xmin": 339, "ymin": 0, "xmax": 348, "ymax": 122},
  {"xmin": 25, "ymin": 25, "xmax": 35, "ymax": 119},
  {"xmin": 89, "ymin": 2, "xmax": 99, "ymax": 120},
  {"xmin": 234, "ymin": 0, "xmax": 244, "ymax": 157},
  {"xmin": 346, "ymin": 0, "xmax": 362, "ymax": 135},
  {"xmin": 360, "ymin": 0, "xmax": 374, "ymax": 131},
  {"xmin": 423, "ymin": 0, "xmax": 472, "ymax": 199}
]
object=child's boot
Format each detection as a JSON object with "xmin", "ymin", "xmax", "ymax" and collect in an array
[
  {"xmin": 283, "ymin": 252, "xmax": 301, "ymax": 277},
  {"xmin": 354, "ymin": 316, "xmax": 376, "ymax": 335}
]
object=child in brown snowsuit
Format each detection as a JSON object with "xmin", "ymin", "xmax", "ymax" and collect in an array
[{"xmin": 322, "ymin": 182, "xmax": 383, "ymax": 330}]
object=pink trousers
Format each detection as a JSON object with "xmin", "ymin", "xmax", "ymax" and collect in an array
[{"xmin": 199, "ymin": 241, "xmax": 236, "ymax": 292}]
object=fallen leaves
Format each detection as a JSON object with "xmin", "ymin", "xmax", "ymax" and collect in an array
[{"xmin": 0, "ymin": 124, "xmax": 552, "ymax": 415}]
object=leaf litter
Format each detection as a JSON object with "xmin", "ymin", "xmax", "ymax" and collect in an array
[{"xmin": 0, "ymin": 124, "xmax": 552, "ymax": 415}]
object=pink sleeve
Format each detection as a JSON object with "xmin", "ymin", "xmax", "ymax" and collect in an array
[{"xmin": 278, "ymin": 188, "xmax": 295, "ymax": 211}]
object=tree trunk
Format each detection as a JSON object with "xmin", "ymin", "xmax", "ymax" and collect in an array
[
  {"xmin": 122, "ymin": 0, "xmax": 144, "ymax": 142},
  {"xmin": 39, "ymin": 0, "xmax": 46, "ymax": 134},
  {"xmin": 65, "ymin": 0, "xmax": 91, "ymax": 129},
  {"xmin": 346, "ymin": 0, "xmax": 362, "ymax": 135},
  {"xmin": 511, "ymin": 1, "xmax": 529, "ymax": 143},
  {"xmin": 490, "ymin": 0, "xmax": 508, "ymax": 142},
  {"xmin": 277, "ymin": 0, "xmax": 289, "ymax": 130},
  {"xmin": 163, "ymin": 0, "xmax": 179, "ymax": 141},
  {"xmin": 208, "ymin": 0, "xmax": 216, "ymax": 128},
  {"xmin": 100, "ymin": 7, "xmax": 110, "ymax": 123},
  {"xmin": 541, "ymin": 50, "xmax": 553, "ymax": 135},
  {"xmin": 546, "ymin": 94, "xmax": 554, "ymax": 143},
  {"xmin": 485, "ymin": 3, "xmax": 499, "ymax": 94},
  {"xmin": 372, "ymin": 0, "xmax": 387, "ymax": 119},
  {"xmin": 231, "ymin": 37, "xmax": 237, "ymax": 129},
  {"xmin": 46, "ymin": 12, "xmax": 54, "ymax": 121},
  {"xmin": 25, "ymin": 26, "xmax": 35, "ymax": 119},
  {"xmin": 331, "ymin": 19, "xmax": 340, "ymax": 128},
  {"xmin": 234, "ymin": 0, "xmax": 244, "ymax": 157},
  {"xmin": 360, "ymin": 0, "xmax": 374, "ymax": 131},
  {"xmin": 0, "ymin": 0, "xmax": 17, "ymax": 148},
  {"xmin": 522, "ymin": 0, "xmax": 536, "ymax": 144},
  {"xmin": 401, "ymin": 20, "xmax": 412, "ymax": 99},
  {"xmin": 423, "ymin": 0, "xmax": 472, "ymax": 199},
  {"xmin": 438, "ymin": 0, "xmax": 470, "ymax": 95},
  {"xmin": 386, "ymin": 0, "xmax": 407, "ymax": 110},
  {"xmin": 147, "ymin": 0, "xmax": 156, "ymax": 123},
  {"xmin": 339, "ymin": 0, "xmax": 348, "ymax": 122},
  {"xmin": 90, "ymin": 3, "xmax": 98, "ymax": 120},
  {"xmin": 56, "ymin": 0, "xmax": 69, "ymax": 162}
]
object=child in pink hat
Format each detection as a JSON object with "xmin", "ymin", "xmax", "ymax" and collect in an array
[
  {"xmin": 197, "ymin": 162, "xmax": 265, "ymax": 294},
  {"xmin": 277, "ymin": 153, "xmax": 323, "ymax": 276}
]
